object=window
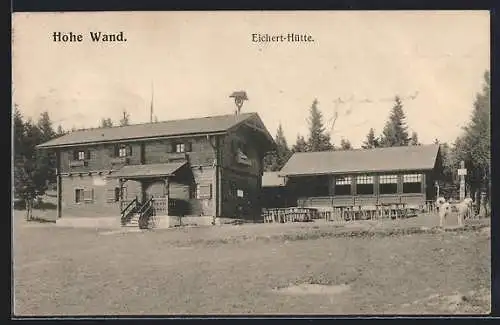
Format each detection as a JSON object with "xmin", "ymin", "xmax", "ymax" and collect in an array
[
  {"xmin": 115, "ymin": 144, "xmax": 131, "ymax": 157},
  {"xmin": 335, "ymin": 176, "xmax": 351, "ymax": 196},
  {"xmin": 118, "ymin": 147, "xmax": 127, "ymax": 157},
  {"xmin": 379, "ymin": 174, "xmax": 398, "ymax": 194},
  {"xmin": 107, "ymin": 187, "xmax": 122, "ymax": 203},
  {"xmin": 197, "ymin": 184, "xmax": 212, "ymax": 199},
  {"xmin": 77, "ymin": 151, "xmax": 86, "ymax": 161},
  {"xmin": 356, "ymin": 175, "xmax": 374, "ymax": 195},
  {"xmin": 75, "ymin": 188, "xmax": 94, "ymax": 203},
  {"xmin": 176, "ymin": 143, "xmax": 185, "ymax": 153},
  {"xmin": 237, "ymin": 189, "xmax": 244, "ymax": 198},
  {"xmin": 403, "ymin": 174, "xmax": 422, "ymax": 183},
  {"xmin": 83, "ymin": 188, "xmax": 94, "ymax": 202},
  {"xmin": 403, "ymin": 173, "xmax": 422, "ymax": 193},
  {"xmin": 75, "ymin": 188, "xmax": 84, "ymax": 203}
]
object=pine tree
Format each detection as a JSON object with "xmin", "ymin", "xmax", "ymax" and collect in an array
[
  {"xmin": 56, "ymin": 125, "xmax": 66, "ymax": 136},
  {"xmin": 292, "ymin": 134, "xmax": 308, "ymax": 152},
  {"xmin": 409, "ymin": 131, "xmax": 420, "ymax": 146},
  {"xmin": 379, "ymin": 96, "xmax": 410, "ymax": 147},
  {"xmin": 362, "ymin": 128, "xmax": 380, "ymax": 149},
  {"xmin": 306, "ymin": 99, "xmax": 333, "ymax": 152},
  {"xmin": 14, "ymin": 105, "xmax": 25, "ymax": 158},
  {"xmin": 37, "ymin": 111, "xmax": 56, "ymax": 143},
  {"xmin": 263, "ymin": 124, "xmax": 292, "ymax": 171},
  {"xmin": 340, "ymin": 138, "xmax": 352, "ymax": 150},
  {"xmin": 453, "ymin": 70, "xmax": 490, "ymax": 215}
]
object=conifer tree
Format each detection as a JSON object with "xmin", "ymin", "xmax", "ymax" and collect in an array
[{"xmin": 379, "ymin": 96, "xmax": 410, "ymax": 147}]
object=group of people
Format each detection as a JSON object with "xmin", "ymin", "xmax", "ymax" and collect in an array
[{"xmin": 435, "ymin": 196, "xmax": 474, "ymax": 228}]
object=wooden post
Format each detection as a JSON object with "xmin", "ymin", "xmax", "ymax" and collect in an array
[
  {"xmin": 55, "ymin": 150, "xmax": 62, "ymax": 219},
  {"xmin": 164, "ymin": 177, "xmax": 169, "ymax": 215},
  {"xmin": 459, "ymin": 161, "xmax": 466, "ymax": 201},
  {"xmin": 56, "ymin": 171, "xmax": 62, "ymax": 219}
]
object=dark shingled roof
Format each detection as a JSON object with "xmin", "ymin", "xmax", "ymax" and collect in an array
[
  {"xmin": 108, "ymin": 161, "xmax": 187, "ymax": 179},
  {"xmin": 262, "ymin": 172, "xmax": 286, "ymax": 187},
  {"xmin": 37, "ymin": 112, "xmax": 259, "ymax": 148},
  {"xmin": 279, "ymin": 144, "xmax": 440, "ymax": 176}
]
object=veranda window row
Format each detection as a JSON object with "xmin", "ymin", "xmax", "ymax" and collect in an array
[{"xmin": 333, "ymin": 174, "xmax": 423, "ymax": 195}]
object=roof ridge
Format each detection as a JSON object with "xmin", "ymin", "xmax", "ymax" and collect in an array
[
  {"xmin": 292, "ymin": 144, "xmax": 438, "ymax": 155},
  {"xmin": 75, "ymin": 112, "xmax": 256, "ymax": 133}
]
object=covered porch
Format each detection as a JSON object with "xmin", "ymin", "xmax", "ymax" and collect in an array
[{"xmin": 109, "ymin": 161, "xmax": 189, "ymax": 218}]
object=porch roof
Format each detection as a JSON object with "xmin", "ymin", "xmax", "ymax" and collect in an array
[{"xmin": 109, "ymin": 161, "xmax": 187, "ymax": 179}]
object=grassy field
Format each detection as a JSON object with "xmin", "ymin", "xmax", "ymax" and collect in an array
[{"xmin": 13, "ymin": 211, "xmax": 491, "ymax": 316}]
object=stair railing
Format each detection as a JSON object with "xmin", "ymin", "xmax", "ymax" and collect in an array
[
  {"xmin": 137, "ymin": 197, "xmax": 155, "ymax": 229},
  {"xmin": 120, "ymin": 197, "xmax": 139, "ymax": 225}
]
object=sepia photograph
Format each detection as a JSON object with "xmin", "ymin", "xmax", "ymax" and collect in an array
[{"xmin": 12, "ymin": 10, "xmax": 491, "ymax": 316}]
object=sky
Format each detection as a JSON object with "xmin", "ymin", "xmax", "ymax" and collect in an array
[{"xmin": 12, "ymin": 11, "xmax": 490, "ymax": 148}]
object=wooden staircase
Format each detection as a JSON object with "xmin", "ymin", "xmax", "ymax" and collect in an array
[
  {"xmin": 120, "ymin": 197, "xmax": 155, "ymax": 229},
  {"xmin": 122, "ymin": 213, "xmax": 140, "ymax": 227}
]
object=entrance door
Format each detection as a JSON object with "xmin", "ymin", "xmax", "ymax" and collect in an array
[{"xmin": 143, "ymin": 179, "xmax": 167, "ymax": 203}]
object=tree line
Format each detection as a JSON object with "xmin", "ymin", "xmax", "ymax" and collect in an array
[
  {"xmin": 13, "ymin": 70, "xmax": 490, "ymax": 215},
  {"xmin": 13, "ymin": 107, "xmax": 64, "ymax": 218},
  {"xmin": 13, "ymin": 108, "xmax": 135, "ymax": 218},
  {"xmin": 263, "ymin": 94, "xmax": 422, "ymax": 171}
]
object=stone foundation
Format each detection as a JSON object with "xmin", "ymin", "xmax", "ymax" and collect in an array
[
  {"xmin": 55, "ymin": 215, "xmax": 251, "ymax": 229},
  {"xmin": 56, "ymin": 216, "xmax": 120, "ymax": 229}
]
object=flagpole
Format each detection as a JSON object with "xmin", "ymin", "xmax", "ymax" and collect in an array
[{"xmin": 150, "ymin": 82, "xmax": 154, "ymax": 123}]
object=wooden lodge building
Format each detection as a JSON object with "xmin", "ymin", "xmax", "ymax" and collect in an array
[
  {"xmin": 276, "ymin": 144, "xmax": 443, "ymax": 210},
  {"xmin": 36, "ymin": 112, "xmax": 275, "ymax": 227}
]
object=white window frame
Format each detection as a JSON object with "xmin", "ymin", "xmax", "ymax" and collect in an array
[
  {"xmin": 335, "ymin": 176, "xmax": 352, "ymax": 185},
  {"xmin": 77, "ymin": 151, "xmax": 86, "ymax": 161},
  {"xmin": 356, "ymin": 175, "xmax": 374, "ymax": 184},
  {"xmin": 403, "ymin": 174, "xmax": 422, "ymax": 183},
  {"xmin": 176, "ymin": 143, "xmax": 185, "ymax": 153},
  {"xmin": 118, "ymin": 147, "xmax": 128, "ymax": 157},
  {"xmin": 379, "ymin": 175, "xmax": 398, "ymax": 184}
]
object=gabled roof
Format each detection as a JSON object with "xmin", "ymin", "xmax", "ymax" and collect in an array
[
  {"xmin": 262, "ymin": 172, "xmax": 287, "ymax": 187},
  {"xmin": 37, "ymin": 112, "xmax": 270, "ymax": 148},
  {"xmin": 108, "ymin": 161, "xmax": 187, "ymax": 179},
  {"xmin": 279, "ymin": 144, "xmax": 440, "ymax": 177}
]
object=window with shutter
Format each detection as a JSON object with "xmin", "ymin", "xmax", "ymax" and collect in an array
[
  {"xmin": 75, "ymin": 188, "xmax": 84, "ymax": 203},
  {"xmin": 197, "ymin": 184, "xmax": 212, "ymax": 199},
  {"xmin": 106, "ymin": 188, "xmax": 116, "ymax": 203},
  {"xmin": 83, "ymin": 188, "xmax": 94, "ymax": 202}
]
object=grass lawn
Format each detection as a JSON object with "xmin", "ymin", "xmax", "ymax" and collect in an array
[{"xmin": 13, "ymin": 211, "xmax": 491, "ymax": 316}]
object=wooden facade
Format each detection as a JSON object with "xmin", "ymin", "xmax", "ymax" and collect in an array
[
  {"xmin": 289, "ymin": 171, "xmax": 436, "ymax": 209},
  {"xmin": 279, "ymin": 145, "xmax": 443, "ymax": 210},
  {"xmin": 38, "ymin": 113, "xmax": 274, "ymax": 221}
]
